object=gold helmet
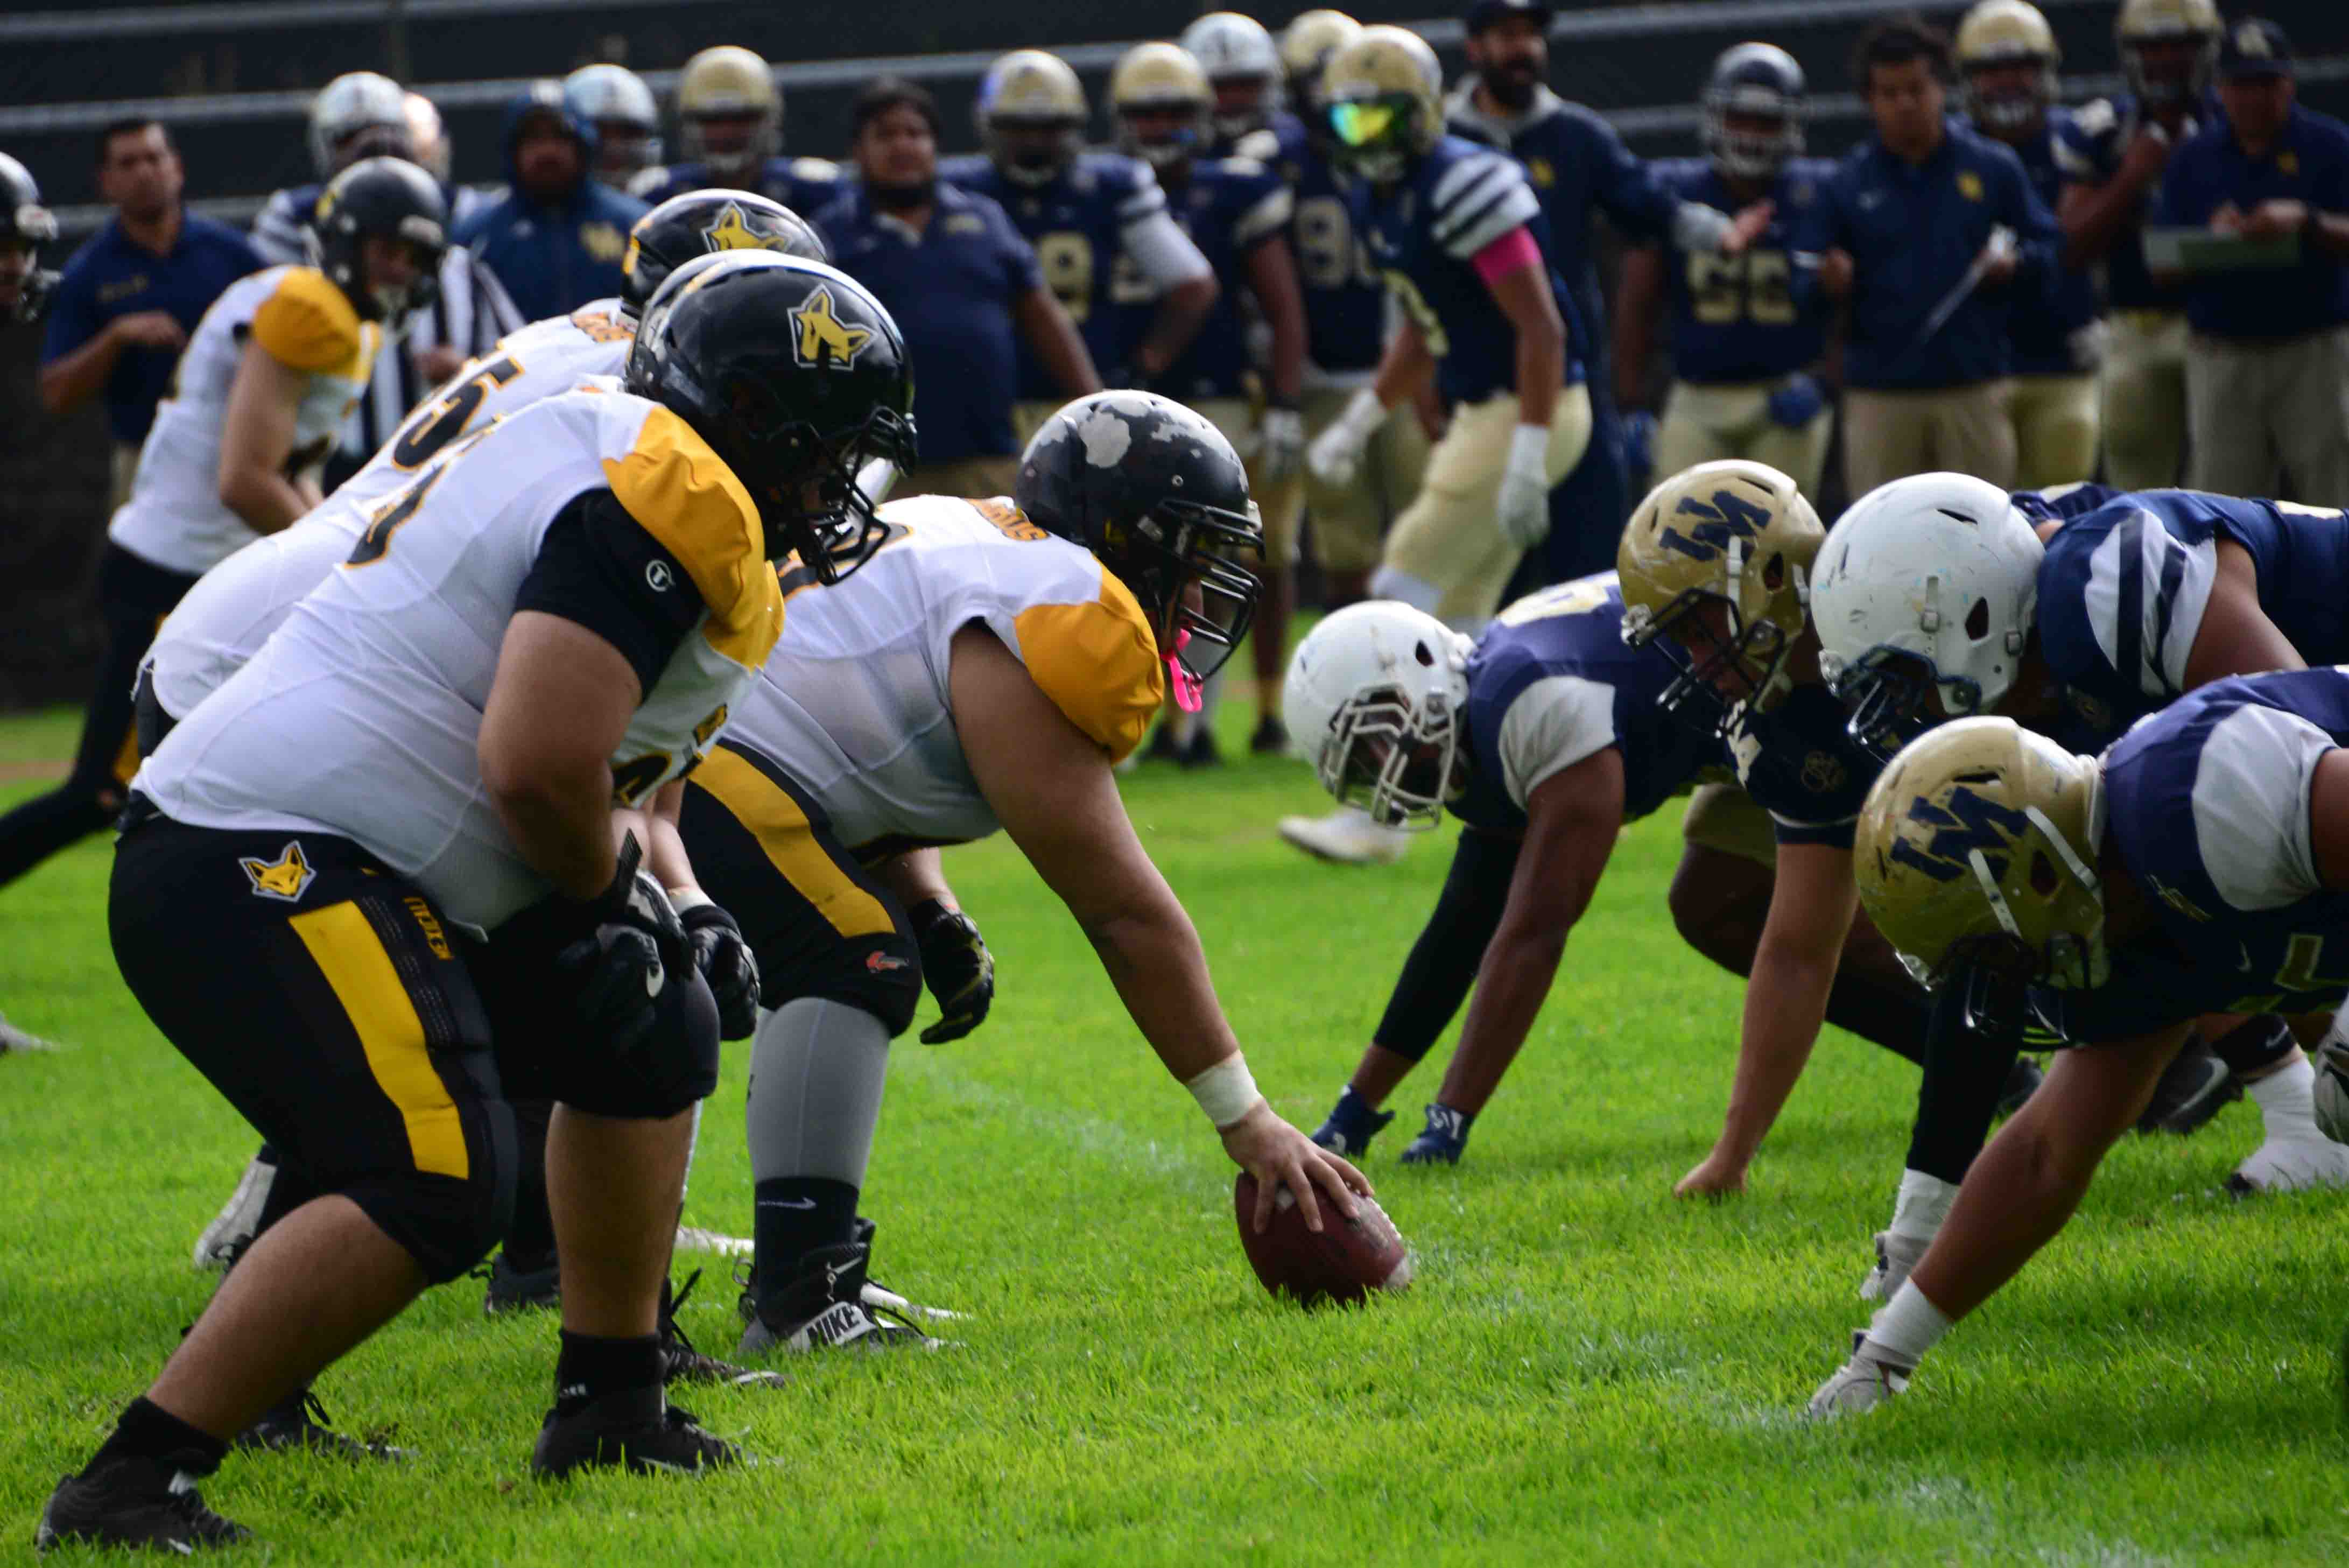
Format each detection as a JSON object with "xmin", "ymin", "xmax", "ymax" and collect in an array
[
  {"xmin": 1110, "ymin": 43, "xmax": 1214, "ymax": 173},
  {"xmin": 1321, "ymin": 25, "xmax": 1443, "ymax": 183},
  {"xmin": 1618, "ymin": 460, "xmax": 1822, "ymax": 730},
  {"xmin": 1956, "ymin": 0, "xmax": 2059, "ymax": 135},
  {"xmin": 1281, "ymin": 10, "xmax": 1363, "ymax": 108},
  {"xmin": 1854, "ymin": 716, "xmax": 2107, "ymax": 1001},
  {"xmin": 2115, "ymin": 0, "xmax": 2221, "ymax": 111},
  {"xmin": 977, "ymin": 50, "xmax": 1088, "ymax": 187},
  {"xmin": 677, "ymin": 45, "xmax": 781, "ymax": 182}
]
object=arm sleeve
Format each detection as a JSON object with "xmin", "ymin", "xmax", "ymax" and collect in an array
[
  {"xmin": 1122, "ymin": 207, "xmax": 1214, "ymax": 289},
  {"xmin": 2007, "ymin": 152, "xmax": 2062, "ymax": 281},
  {"xmin": 1432, "ymin": 152, "xmax": 1542, "ymax": 261},
  {"xmin": 38, "ymin": 266, "xmax": 97, "ymax": 363},
  {"xmin": 1496, "ymin": 675, "xmax": 1617, "ymax": 811},
  {"xmin": 512, "ymin": 487, "xmax": 704, "ymax": 693},
  {"xmin": 2049, "ymin": 509, "xmax": 2216, "ymax": 702},
  {"xmin": 1586, "ymin": 118, "xmax": 1680, "ymax": 240},
  {"xmin": 1372, "ymin": 828, "xmax": 1522, "ymax": 1062},
  {"xmin": 1902, "ymin": 978, "xmax": 2023, "ymax": 1185}
]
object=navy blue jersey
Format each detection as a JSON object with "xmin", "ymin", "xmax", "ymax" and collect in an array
[
  {"xmin": 1450, "ymin": 575, "xmax": 1718, "ymax": 836},
  {"xmin": 2035, "ymin": 671, "xmax": 2349, "ymax": 1039},
  {"xmin": 2052, "ymin": 96, "xmax": 2189, "ymax": 312},
  {"xmin": 1651, "ymin": 157, "xmax": 1832, "ymax": 385},
  {"xmin": 2036, "ymin": 489, "xmax": 2349, "ymax": 737},
  {"xmin": 635, "ymin": 157, "xmax": 841, "ymax": 220},
  {"xmin": 43, "ymin": 213, "xmax": 261, "ymax": 445},
  {"xmin": 1146, "ymin": 157, "xmax": 1292, "ymax": 403},
  {"xmin": 2012, "ymin": 481, "xmax": 2124, "ymax": 524},
  {"xmin": 1269, "ymin": 117, "xmax": 1386, "ymax": 377},
  {"xmin": 941, "ymin": 151, "xmax": 1168, "ymax": 399},
  {"xmin": 2154, "ymin": 104, "xmax": 2349, "ymax": 340},
  {"xmin": 1356, "ymin": 135, "xmax": 1585, "ymax": 408},
  {"xmin": 1725, "ymin": 684, "xmax": 1881, "ymax": 849},
  {"xmin": 2001, "ymin": 107, "xmax": 2101, "ymax": 377}
]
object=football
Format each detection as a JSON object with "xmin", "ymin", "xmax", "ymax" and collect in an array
[{"xmin": 1233, "ymin": 1172, "xmax": 1413, "ymax": 1308}]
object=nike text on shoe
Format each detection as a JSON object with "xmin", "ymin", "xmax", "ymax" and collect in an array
[
  {"xmin": 35, "ymin": 1452, "xmax": 250, "ymax": 1553},
  {"xmin": 736, "ymin": 1241, "xmax": 943, "ymax": 1355},
  {"xmin": 531, "ymin": 1387, "xmax": 740, "ymax": 1478}
]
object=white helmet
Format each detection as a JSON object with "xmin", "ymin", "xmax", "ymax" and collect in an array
[
  {"xmin": 565, "ymin": 64, "xmax": 664, "ymax": 180},
  {"xmin": 1180, "ymin": 11, "xmax": 1285, "ymax": 144},
  {"xmin": 1283, "ymin": 602, "xmax": 1473, "ymax": 829},
  {"xmin": 309, "ymin": 72, "xmax": 410, "ymax": 179},
  {"xmin": 1811, "ymin": 473, "xmax": 2044, "ymax": 760}
]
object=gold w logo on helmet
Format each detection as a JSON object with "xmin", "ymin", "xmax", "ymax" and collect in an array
[
  {"xmin": 790, "ymin": 284, "xmax": 873, "ymax": 368},
  {"xmin": 1888, "ymin": 786, "xmax": 2030, "ymax": 884},
  {"xmin": 1658, "ymin": 488, "xmax": 1772, "ymax": 564}
]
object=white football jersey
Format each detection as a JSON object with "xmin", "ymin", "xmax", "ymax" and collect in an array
[
  {"xmin": 136, "ymin": 384, "xmax": 783, "ymax": 931},
  {"xmin": 109, "ymin": 266, "xmax": 384, "ymax": 578},
  {"xmin": 709, "ymin": 492, "xmax": 1165, "ymax": 856},
  {"xmin": 143, "ymin": 304, "xmax": 636, "ymax": 722}
]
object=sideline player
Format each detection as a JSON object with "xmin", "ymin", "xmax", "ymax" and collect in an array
[
  {"xmin": 33, "ymin": 254, "xmax": 915, "ymax": 1548},
  {"xmin": 1181, "ymin": 11, "xmax": 1302, "ymax": 158},
  {"xmin": 635, "ymin": 46, "xmax": 839, "ymax": 212},
  {"xmin": 1809, "ymin": 681, "xmax": 2349, "ymax": 1415},
  {"xmin": 0, "ymin": 151, "xmax": 58, "ymax": 322},
  {"xmin": 0, "ymin": 158, "xmax": 441, "ymax": 893},
  {"xmin": 667, "ymin": 391, "xmax": 1369, "ymax": 1352}
]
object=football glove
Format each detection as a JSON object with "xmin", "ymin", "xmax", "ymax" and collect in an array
[
  {"xmin": 557, "ymin": 835, "xmax": 687, "ymax": 1054},
  {"xmin": 1307, "ymin": 388, "xmax": 1384, "ymax": 487},
  {"xmin": 1258, "ymin": 404, "xmax": 1305, "ymax": 484},
  {"xmin": 1494, "ymin": 423, "xmax": 1551, "ymax": 552},
  {"xmin": 1764, "ymin": 372, "xmax": 1824, "ymax": 430},
  {"xmin": 1806, "ymin": 1332, "xmax": 1915, "ymax": 1418},
  {"xmin": 1858, "ymin": 1229, "xmax": 1930, "ymax": 1302},
  {"xmin": 677, "ymin": 897, "xmax": 761, "ymax": 1042},
  {"xmin": 1620, "ymin": 409, "xmax": 1658, "ymax": 477},
  {"xmin": 911, "ymin": 898, "xmax": 994, "ymax": 1045}
]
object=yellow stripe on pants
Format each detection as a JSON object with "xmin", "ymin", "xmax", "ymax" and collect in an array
[
  {"xmin": 290, "ymin": 901, "xmax": 469, "ymax": 1179},
  {"xmin": 692, "ymin": 746, "xmax": 897, "ymax": 939}
]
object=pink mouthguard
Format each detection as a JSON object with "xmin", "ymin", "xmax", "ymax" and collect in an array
[{"xmin": 1166, "ymin": 628, "xmax": 1203, "ymax": 713}]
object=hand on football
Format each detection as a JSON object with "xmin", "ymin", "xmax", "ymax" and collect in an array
[
  {"xmin": 1672, "ymin": 1147, "xmax": 1747, "ymax": 1200},
  {"xmin": 1221, "ymin": 1100, "xmax": 1372, "ymax": 1234}
]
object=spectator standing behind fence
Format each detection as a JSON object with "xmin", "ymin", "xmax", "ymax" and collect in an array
[
  {"xmin": 39, "ymin": 120, "xmax": 259, "ymax": 510},
  {"xmin": 1798, "ymin": 16, "xmax": 2058, "ymax": 498},
  {"xmin": 818, "ymin": 79, "xmax": 1098, "ymax": 500},
  {"xmin": 2153, "ymin": 19, "xmax": 2349, "ymax": 503},
  {"xmin": 455, "ymin": 82, "xmax": 647, "ymax": 322}
]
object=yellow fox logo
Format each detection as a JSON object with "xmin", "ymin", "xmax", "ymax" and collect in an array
[
  {"xmin": 704, "ymin": 202, "xmax": 776, "ymax": 252},
  {"xmin": 240, "ymin": 841, "xmax": 315, "ymax": 903},
  {"xmin": 791, "ymin": 285, "xmax": 874, "ymax": 368}
]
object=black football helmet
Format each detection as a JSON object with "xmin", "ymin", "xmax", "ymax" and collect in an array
[
  {"xmin": 1017, "ymin": 391, "xmax": 1263, "ymax": 693},
  {"xmin": 310, "ymin": 156, "xmax": 448, "ymax": 321},
  {"xmin": 0, "ymin": 152, "xmax": 58, "ymax": 324},
  {"xmin": 620, "ymin": 189, "xmax": 830, "ymax": 317},
  {"xmin": 627, "ymin": 251, "xmax": 917, "ymax": 578},
  {"xmin": 1701, "ymin": 43, "xmax": 1805, "ymax": 182}
]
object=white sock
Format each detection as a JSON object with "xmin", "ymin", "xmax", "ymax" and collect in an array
[
  {"xmin": 1888, "ymin": 1167, "xmax": 1959, "ymax": 1243},
  {"xmin": 1865, "ymin": 1281, "xmax": 1954, "ymax": 1366},
  {"xmin": 2248, "ymin": 1055, "xmax": 2320, "ymax": 1140}
]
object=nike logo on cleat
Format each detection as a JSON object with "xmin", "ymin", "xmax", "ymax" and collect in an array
[{"xmin": 757, "ymin": 1197, "xmax": 818, "ymax": 1210}]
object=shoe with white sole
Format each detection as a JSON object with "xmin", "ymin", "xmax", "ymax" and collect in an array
[
  {"xmin": 1277, "ymin": 806, "xmax": 1409, "ymax": 866},
  {"xmin": 0, "ymin": 1014, "xmax": 62, "ymax": 1055},
  {"xmin": 2227, "ymin": 1135, "xmax": 2349, "ymax": 1195},
  {"xmin": 673, "ymin": 1226, "xmax": 752, "ymax": 1259},
  {"xmin": 193, "ymin": 1150, "xmax": 278, "ymax": 1271},
  {"xmin": 736, "ymin": 1242, "xmax": 945, "ymax": 1354}
]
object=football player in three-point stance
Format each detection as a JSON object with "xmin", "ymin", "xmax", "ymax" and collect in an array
[
  {"xmin": 36, "ymin": 252, "xmax": 917, "ymax": 1549},
  {"xmin": 1810, "ymin": 676, "xmax": 2349, "ymax": 1415},
  {"xmin": 669, "ymin": 391, "xmax": 1369, "ymax": 1353}
]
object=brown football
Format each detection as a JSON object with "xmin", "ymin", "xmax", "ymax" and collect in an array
[{"xmin": 1233, "ymin": 1172, "xmax": 1412, "ymax": 1307}]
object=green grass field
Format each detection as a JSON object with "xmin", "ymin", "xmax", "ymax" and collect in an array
[{"xmin": 3, "ymin": 702, "xmax": 2346, "ymax": 1564}]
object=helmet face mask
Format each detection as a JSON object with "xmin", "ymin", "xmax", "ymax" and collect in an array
[
  {"xmin": 1635, "ymin": 587, "xmax": 1793, "ymax": 736},
  {"xmin": 979, "ymin": 50, "xmax": 1088, "ymax": 187},
  {"xmin": 1701, "ymin": 42, "xmax": 1805, "ymax": 182},
  {"xmin": 678, "ymin": 46, "xmax": 782, "ymax": 181},
  {"xmin": 1180, "ymin": 12, "xmax": 1284, "ymax": 143},
  {"xmin": 565, "ymin": 65, "xmax": 664, "ymax": 180},
  {"xmin": 1322, "ymin": 27, "xmax": 1445, "ymax": 184},
  {"xmin": 1827, "ymin": 644, "xmax": 1980, "ymax": 762},
  {"xmin": 2118, "ymin": 0, "xmax": 2221, "ymax": 111},
  {"xmin": 1112, "ymin": 44, "xmax": 1214, "ymax": 174},
  {"xmin": 1283, "ymin": 602, "xmax": 1473, "ymax": 829}
]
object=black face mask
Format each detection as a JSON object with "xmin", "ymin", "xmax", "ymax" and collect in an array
[{"xmin": 867, "ymin": 178, "xmax": 937, "ymax": 212}]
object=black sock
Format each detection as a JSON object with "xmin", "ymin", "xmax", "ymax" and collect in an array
[
  {"xmin": 753, "ymin": 1177, "xmax": 860, "ymax": 1299},
  {"xmin": 553, "ymin": 1331, "xmax": 662, "ymax": 1409},
  {"xmin": 2210, "ymin": 1016, "xmax": 2295, "ymax": 1077},
  {"xmin": 252, "ymin": 1143, "xmax": 278, "ymax": 1168},
  {"xmin": 89, "ymin": 1397, "xmax": 228, "ymax": 1478}
]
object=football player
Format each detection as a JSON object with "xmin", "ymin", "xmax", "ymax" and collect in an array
[
  {"xmin": 250, "ymin": 72, "xmax": 414, "ymax": 265},
  {"xmin": 1956, "ymin": 0, "xmax": 2102, "ymax": 489},
  {"xmin": 659, "ymin": 391, "xmax": 1368, "ymax": 1352},
  {"xmin": 0, "ymin": 158, "xmax": 439, "ymax": 895},
  {"xmin": 565, "ymin": 64, "xmax": 664, "ymax": 188},
  {"xmin": 1180, "ymin": 11, "xmax": 1303, "ymax": 158},
  {"xmin": 1809, "ymin": 681, "xmax": 2349, "ymax": 1416},
  {"xmin": 34, "ymin": 254, "xmax": 915, "ymax": 1549},
  {"xmin": 2054, "ymin": 0, "xmax": 2220, "ymax": 489},
  {"xmin": 1109, "ymin": 41, "xmax": 1306, "ymax": 765},
  {"xmin": 940, "ymin": 49, "xmax": 1218, "ymax": 448},
  {"xmin": 634, "ymin": 46, "xmax": 839, "ymax": 213},
  {"xmin": 0, "ymin": 152, "xmax": 59, "ymax": 323},
  {"xmin": 1612, "ymin": 45, "xmax": 1836, "ymax": 500}
]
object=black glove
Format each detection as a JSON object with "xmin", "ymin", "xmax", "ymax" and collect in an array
[
  {"xmin": 555, "ymin": 835, "xmax": 687, "ymax": 1054},
  {"xmin": 910, "ymin": 898, "xmax": 993, "ymax": 1045},
  {"xmin": 679, "ymin": 898, "xmax": 761, "ymax": 1042}
]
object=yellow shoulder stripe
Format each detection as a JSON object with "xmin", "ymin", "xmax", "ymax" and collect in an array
[
  {"xmin": 1012, "ymin": 565, "xmax": 1165, "ymax": 763},
  {"xmin": 603, "ymin": 404, "xmax": 784, "ymax": 671},
  {"xmin": 250, "ymin": 267, "xmax": 368, "ymax": 374}
]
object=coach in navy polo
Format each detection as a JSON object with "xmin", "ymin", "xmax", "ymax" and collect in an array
[
  {"xmin": 817, "ymin": 78, "xmax": 1098, "ymax": 500},
  {"xmin": 39, "ymin": 118, "xmax": 259, "ymax": 505},
  {"xmin": 2154, "ymin": 18, "xmax": 2349, "ymax": 503},
  {"xmin": 1796, "ymin": 16, "xmax": 2057, "ymax": 499}
]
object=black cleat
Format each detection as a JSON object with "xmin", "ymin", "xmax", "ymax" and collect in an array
[
  {"xmin": 531, "ymin": 1387, "xmax": 739, "ymax": 1479},
  {"xmin": 2137, "ymin": 1033, "xmax": 2239, "ymax": 1135},
  {"xmin": 233, "ymin": 1388, "xmax": 408, "ymax": 1462},
  {"xmin": 1249, "ymin": 715, "xmax": 1289, "ymax": 756},
  {"xmin": 736, "ymin": 1241, "xmax": 941, "ymax": 1354},
  {"xmin": 1995, "ymin": 1054, "xmax": 2044, "ymax": 1119},
  {"xmin": 481, "ymin": 1249, "xmax": 560, "ymax": 1316},
  {"xmin": 660, "ymin": 1270, "xmax": 787, "ymax": 1389},
  {"xmin": 1179, "ymin": 727, "xmax": 1223, "ymax": 769},
  {"xmin": 1140, "ymin": 723, "xmax": 1183, "ymax": 765},
  {"xmin": 35, "ymin": 1452, "xmax": 250, "ymax": 1553}
]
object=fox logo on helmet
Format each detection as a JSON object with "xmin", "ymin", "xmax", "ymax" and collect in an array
[
  {"xmin": 1887, "ymin": 786, "xmax": 2029, "ymax": 884},
  {"xmin": 1658, "ymin": 488, "xmax": 1772, "ymax": 564},
  {"xmin": 705, "ymin": 201, "xmax": 785, "ymax": 253},
  {"xmin": 791, "ymin": 285, "xmax": 875, "ymax": 368}
]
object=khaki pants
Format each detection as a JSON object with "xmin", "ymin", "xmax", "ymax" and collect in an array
[
  {"xmin": 1380, "ymin": 386, "xmax": 1592, "ymax": 627},
  {"xmin": 899, "ymin": 455, "xmax": 1018, "ymax": 501},
  {"xmin": 1681, "ymin": 782, "xmax": 1776, "ymax": 868},
  {"xmin": 1842, "ymin": 381, "xmax": 2016, "ymax": 499},
  {"xmin": 2005, "ymin": 373, "xmax": 2100, "ymax": 491},
  {"xmin": 1193, "ymin": 397, "xmax": 1299, "ymax": 565},
  {"xmin": 2186, "ymin": 325, "xmax": 2349, "ymax": 503},
  {"xmin": 1247, "ymin": 388, "xmax": 1432, "ymax": 575},
  {"xmin": 1654, "ymin": 379, "xmax": 1834, "ymax": 501},
  {"xmin": 2100, "ymin": 309, "xmax": 2188, "ymax": 490}
]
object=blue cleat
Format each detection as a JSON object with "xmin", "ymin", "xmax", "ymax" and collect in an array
[
  {"xmin": 1310, "ymin": 1087, "xmax": 1394, "ymax": 1157},
  {"xmin": 1399, "ymin": 1103, "xmax": 1472, "ymax": 1165}
]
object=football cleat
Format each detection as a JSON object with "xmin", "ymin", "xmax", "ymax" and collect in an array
[
  {"xmin": 736, "ymin": 1242, "xmax": 944, "ymax": 1354},
  {"xmin": 2227, "ymin": 1134, "xmax": 2349, "ymax": 1196},
  {"xmin": 2309, "ymin": 1037, "xmax": 2349, "ymax": 1144},
  {"xmin": 1310, "ymin": 1089, "xmax": 1395, "ymax": 1157},
  {"xmin": 481, "ymin": 1249, "xmax": 560, "ymax": 1316},
  {"xmin": 530, "ymin": 1388, "xmax": 739, "ymax": 1478},
  {"xmin": 659, "ymin": 1270, "xmax": 788, "ymax": 1389},
  {"xmin": 0, "ymin": 1012, "xmax": 63, "ymax": 1056},
  {"xmin": 1277, "ymin": 807, "xmax": 1410, "ymax": 866},
  {"xmin": 1398, "ymin": 1103, "xmax": 1469, "ymax": 1166},
  {"xmin": 847, "ymin": 1218, "xmax": 965, "ymax": 1321},
  {"xmin": 1806, "ymin": 1333, "xmax": 1914, "ymax": 1418},
  {"xmin": 1140, "ymin": 723, "xmax": 1184, "ymax": 766},
  {"xmin": 1995, "ymin": 1054, "xmax": 2044, "ymax": 1119},
  {"xmin": 193, "ymin": 1151, "xmax": 278, "ymax": 1271},
  {"xmin": 34, "ymin": 1452, "xmax": 250, "ymax": 1553},
  {"xmin": 673, "ymin": 1225, "xmax": 753, "ymax": 1259},
  {"xmin": 1856, "ymin": 1229, "xmax": 1931, "ymax": 1303},
  {"xmin": 233, "ymin": 1388, "xmax": 409, "ymax": 1462},
  {"xmin": 2136, "ymin": 1033, "xmax": 2239, "ymax": 1136},
  {"xmin": 1249, "ymin": 715, "xmax": 1289, "ymax": 756},
  {"xmin": 1179, "ymin": 726, "xmax": 1223, "ymax": 770}
]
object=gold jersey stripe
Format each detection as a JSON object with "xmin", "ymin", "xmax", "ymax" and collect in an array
[
  {"xmin": 1012, "ymin": 565, "xmax": 1164, "ymax": 763},
  {"xmin": 288, "ymin": 901, "xmax": 470, "ymax": 1180},
  {"xmin": 691, "ymin": 743, "xmax": 897, "ymax": 939},
  {"xmin": 250, "ymin": 266, "xmax": 372, "ymax": 377},
  {"xmin": 603, "ymin": 404, "xmax": 785, "ymax": 672}
]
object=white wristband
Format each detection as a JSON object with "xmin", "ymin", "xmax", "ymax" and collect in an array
[
  {"xmin": 1507, "ymin": 421, "xmax": 1550, "ymax": 478},
  {"xmin": 1184, "ymin": 1053, "xmax": 1264, "ymax": 1130},
  {"xmin": 667, "ymin": 887, "xmax": 712, "ymax": 915},
  {"xmin": 1335, "ymin": 387, "xmax": 1387, "ymax": 444},
  {"xmin": 1889, "ymin": 1167, "xmax": 1959, "ymax": 1242}
]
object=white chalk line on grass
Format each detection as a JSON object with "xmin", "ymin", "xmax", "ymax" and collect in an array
[{"xmin": 896, "ymin": 1053, "xmax": 1218, "ymax": 1186}]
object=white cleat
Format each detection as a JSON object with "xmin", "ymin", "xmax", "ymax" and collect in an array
[
  {"xmin": 674, "ymin": 1226, "xmax": 754, "ymax": 1258},
  {"xmin": 2228, "ymin": 1135, "xmax": 2349, "ymax": 1196},
  {"xmin": 192, "ymin": 1154, "xmax": 278, "ymax": 1270},
  {"xmin": 1277, "ymin": 806, "xmax": 1410, "ymax": 866},
  {"xmin": 0, "ymin": 1014, "xmax": 63, "ymax": 1054},
  {"xmin": 861, "ymin": 1279, "xmax": 967, "ymax": 1324}
]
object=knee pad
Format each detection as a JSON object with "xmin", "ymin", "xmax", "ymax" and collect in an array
[
  {"xmin": 555, "ymin": 965, "xmax": 723, "ymax": 1119},
  {"xmin": 343, "ymin": 1100, "xmax": 518, "ymax": 1285},
  {"xmin": 801, "ymin": 930, "xmax": 925, "ymax": 1039}
]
